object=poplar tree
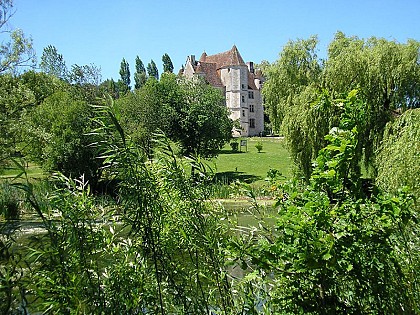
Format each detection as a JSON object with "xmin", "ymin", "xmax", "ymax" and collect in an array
[
  {"xmin": 134, "ymin": 55, "xmax": 147, "ymax": 89},
  {"xmin": 147, "ymin": 60, "xmax": 159, "ymax": 80},
  {"xmin": 162, "ymin": 53, "xmax": 174, "ymax": 73},
  {"xmin": 119, "ymin": 58, "xmax": 131, "ymax": 92}
]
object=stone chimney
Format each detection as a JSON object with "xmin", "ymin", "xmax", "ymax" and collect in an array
[
  {"xmin": 189, "ymin": 55, "xmax": 196, "ymax": 65},
  {"xmin": 247, "ymin": 62, "xmax": 254, "ymax": 74}
]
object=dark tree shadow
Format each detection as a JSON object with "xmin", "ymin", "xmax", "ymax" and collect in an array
[
  {"xmin": 213, "ymin": 171, "xmax": 261, "ymax": 184},
  {"xmin": 218, "ymin": 149, "xmax": 247, "ymax": 155}
]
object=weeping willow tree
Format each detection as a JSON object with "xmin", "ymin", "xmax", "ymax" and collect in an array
[
  {"xmin": 323, "ymin": 32, "xmax": 420, "ymax": 169},
  {"xmin": 263, "ymin": 32, "xmax": 420, "ymax": 180},
  {"xmin": 263, "ymin": 36, "xmax": 324, "ymax": 180},
  {"xmin": 376, "ymin": 108, "xmax": 420, "ymax": 205}
]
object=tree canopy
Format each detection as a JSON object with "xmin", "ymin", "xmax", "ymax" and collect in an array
[
  {"xmin": 174, "ymin": 77, "xmax": 233, "ymax": 158},
  {"xmin": 116, "ymin": 76, "xmax": 173, "ymax": 154},
  {"xmin": 22, "ymin": 91, "xmax": 102, "ymax": 185},
  {"xmin": 116, "ymin": 73, "xmax": 233, "ymax": 159}
]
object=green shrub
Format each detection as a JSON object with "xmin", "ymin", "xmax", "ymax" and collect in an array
[
  {"xmin": 230, "ymin": 140, "xmax": 239, "ymax": 152},
  {"xmin": 0, "ymin": 182, "xmax": 21, "ymax": 220}
]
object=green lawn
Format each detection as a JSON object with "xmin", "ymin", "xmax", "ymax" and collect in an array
[
  {"xmin": 0, "ymin": 138, "xmax": 293, "ymax": 186},
  {"xmin": 0, "ymin": 161, "xmax": 45, "ymax": 179},
  {"xmin": 209, "ymin": 137, "xmax": 293, "ymax": 184}
]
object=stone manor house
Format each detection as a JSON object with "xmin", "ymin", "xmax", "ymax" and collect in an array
[{"xmin": 182, "ymin": 45, "xmax": 264, "ymax": 137}]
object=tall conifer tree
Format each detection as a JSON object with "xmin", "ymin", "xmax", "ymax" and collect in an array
[
  {"xmin": 134, "ymin": 56, "xmax": 147, "ymax": 89},
  {"xmin": 162, "ymin": 53, "xmax": 174, "ymax": 73},
  {"xmin": 119, "ymin": 58, "xmax": 131, "ymax": 92},
  {"xmin": 147, "ymin": 60, "xmax": 159, "ymax": 80}
]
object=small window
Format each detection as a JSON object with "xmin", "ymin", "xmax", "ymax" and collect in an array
[
  {"xmin": 241, "ymin": 95, "xmax": 245, "ymax": 103},
  {"xmin": 249, "ymin": 104, "xmax": 254, "ymax": 112},
  {"xmin": 242, "ymin": 109, "xmax": 245, "ymax": 117},
  {"xmin": 241, "ymin": 84, "xmax": 245, "ymax": 89},
  {"xmin": 249, "ymin": 118, "xmax": 255, "ymax": 128},
  {"xmin": 248, "ymin": 91, "xmax": 254, "ymax": 99}
]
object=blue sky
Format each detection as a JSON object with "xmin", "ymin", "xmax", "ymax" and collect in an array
[{"xmin": 10, "ymin": 0, "xmax": 420, "ymax": 81}]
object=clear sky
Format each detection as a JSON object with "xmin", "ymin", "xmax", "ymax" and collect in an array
[{"xmin": 9, "ymin": 0, "xmax": 420, "ymax": 81}]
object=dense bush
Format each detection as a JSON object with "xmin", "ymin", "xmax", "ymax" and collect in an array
[{"xmin": 22, "ymin": 91, "xmax": 103, "ymax": 187}]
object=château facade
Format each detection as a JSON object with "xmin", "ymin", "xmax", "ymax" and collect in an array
[{"xmin": 182, "ymin": 45, "xmax": 264, "ymax": 137}]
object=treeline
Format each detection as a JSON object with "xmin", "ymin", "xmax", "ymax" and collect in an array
[{"xmin": 0, "ymin": 46, "xmax": 233, "ymax": 188}]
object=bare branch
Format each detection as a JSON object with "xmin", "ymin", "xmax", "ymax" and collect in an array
[{"xmin": 0, "ymin": 0, "xmax": 15, "ymax": 31}]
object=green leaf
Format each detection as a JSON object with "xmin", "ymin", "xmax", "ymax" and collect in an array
[{"xmin": 322, "ymin": 252, "xmax": 332, "ymax": 260}]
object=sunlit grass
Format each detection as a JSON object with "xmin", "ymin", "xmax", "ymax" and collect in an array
[
  {"xmin": 209, "ymin": 137, "xmax": 293, "ymax": 185},
  {"xmin": 0, "ymin": 161, "xmax": 45, "ymax": 179}
]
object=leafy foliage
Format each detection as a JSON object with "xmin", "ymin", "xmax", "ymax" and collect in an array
[
  {"xmin": 1, "ymin": 1, "xmax": 35, "ymax": 73},
  {"xmin": 93, "ymin": 106, "xmax": 234, "ymax": 312},
  {"xmin": 228, "ymin": 90, "xmax": 419, "ymax": 314},
  {"xmin": 116, "ymin": 77, "xmax": 174, "ymax": 155},
  {"xmin": 0, "ymin": 29, "xmax": 35, "ymax": 74},
  {"xmin": 0, "ymin": 74, "xmax": 35, "ymax": 161},
  {"xmin": 173, "ymin": 77, "xmax": 233, "ymax": 158},
  {"xmin": 230, "ymin": 91, "xmax": 419, "ymax": 314},
  {"xmin": 3, "ymin": 102, "xmax": 234, "ymax": 313},
  {"xmin": 117, "ymin": 74, "xmax": 232, "ymax": 159}
]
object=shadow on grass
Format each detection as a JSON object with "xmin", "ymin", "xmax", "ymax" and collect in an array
[
  {"xmin": 213, "ymin": 171, "xmax": 261, "ymax": 184},
  {"xmin": 218, "ymin": 149, "xmax": 247, "ymax": 155}
]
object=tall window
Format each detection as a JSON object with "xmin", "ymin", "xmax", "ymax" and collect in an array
[
  {"xmin": 242, "ymin": 109, "xmax": 245, "ymax": 117},
  {"xmin": 249, "ymin": 104, "xmax": 254, "ymax": 112},
  {"xmin": 249, "ymin": 118, "xmax": 255, "ymax": 128},
  {"xmin": 241, "ymin": 95, "xmax": 245, "ymax": 103},
  {"xmin": 248, "ymin": 91, "xmax": 254, "ymax": 99}
]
